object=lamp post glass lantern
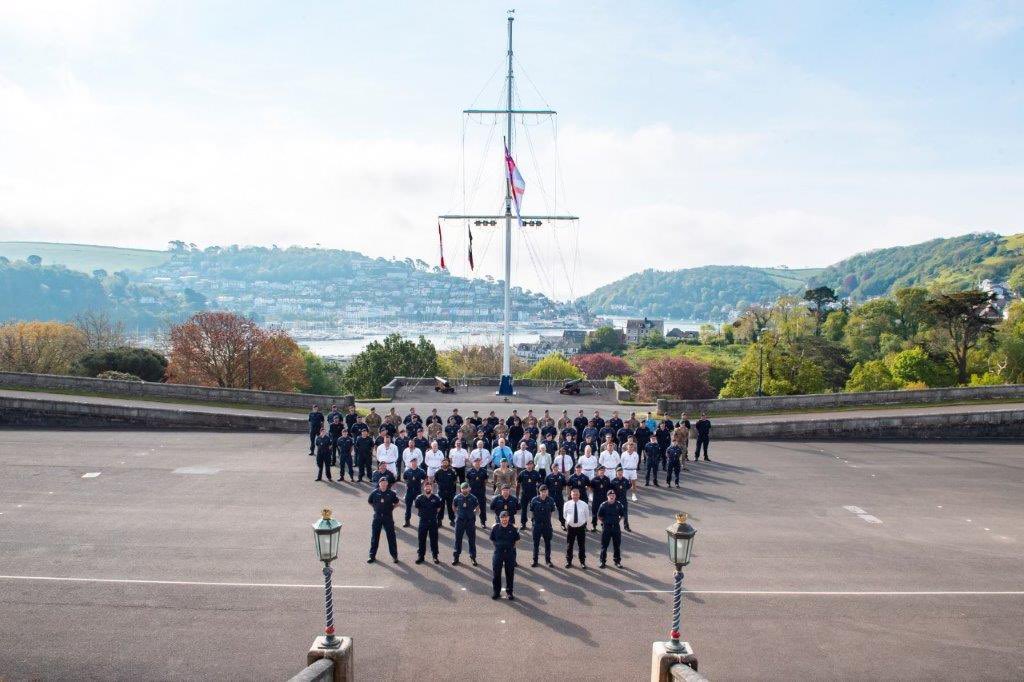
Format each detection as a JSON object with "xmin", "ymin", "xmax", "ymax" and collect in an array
[
  {"xmin": 312, "ymin": 508, "xmax": 342, "ymax": 649},
  {"xmin": 665, "ymin": 513, "xmax": 696, "ymax": 654}
]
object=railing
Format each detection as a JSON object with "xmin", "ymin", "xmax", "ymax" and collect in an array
[
  {"xmin": 670, "ymin": 662, "xmax": 709, "ymax": 682},
  {"xmin": 286, "ymin": 658, "xmax": 333, "ymax": 682}
]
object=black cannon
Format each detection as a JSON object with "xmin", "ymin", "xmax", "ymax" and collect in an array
[
  {"xmin": 559, "ymin": 378, "xmax": 582, "ymax": 395},
  {"xmin": 434, "ymin": 376, "xmax": 455, "ymax": 394}
]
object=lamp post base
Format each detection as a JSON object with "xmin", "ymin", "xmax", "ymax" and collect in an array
[
  {"xmin": 651, "ymin": 641, "xmax": 698, "ymax": 681},
  {"xmin": 497, "ymin": 374, "xmax": 514, "ymax": 396}
]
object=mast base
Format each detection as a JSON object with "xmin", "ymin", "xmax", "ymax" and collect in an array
[{"xmin": 497, "ymin": 375, "xmax": 515, "ymax": 396}]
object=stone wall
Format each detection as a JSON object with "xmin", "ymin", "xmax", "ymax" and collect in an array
[
  {"xmin": 0, "ymin": 395, "xmax": 306, "ymax": 432},
  {"xmin": 657, "ymin": 384, "xmax": 1024, "ymax": 416},
  {"xmin": 381, "ymin": 376, "xmax": 629, "ymax": 400},
  {"xmin": 0, "ymin": 371, "xmax": 353, "ymax": 410}
]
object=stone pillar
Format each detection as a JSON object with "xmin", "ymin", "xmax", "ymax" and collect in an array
[
  {"xmin": 650, "ymin": 641, "xmax": 699, "ymax": 682},
  {"xmin": 306, "ymin": 636, "xmax": 354, "ymax": 682}
]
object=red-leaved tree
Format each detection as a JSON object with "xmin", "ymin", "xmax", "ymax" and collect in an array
[
  {"xmin": 636, "ymin": 356, "xmax": 716, "ymax": 401},
  {"xmin": 570, "ymin": 352, "xmax": 633, "ymax": 380},
  {"xmin": 167, "ymin": 312, "xmax": 308, "ymax": 391}
]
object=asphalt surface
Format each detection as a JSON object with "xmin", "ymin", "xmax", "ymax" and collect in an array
[{"xmin": 1, "ymin": 433, "xmax": 1023, "ymax": 681}]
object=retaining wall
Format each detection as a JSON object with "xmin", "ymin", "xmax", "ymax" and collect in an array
[
  {"xmin": 0, "ymin": 395, "xmax": 306, "ymax": 432},
  {"xmin": 382, "ymin": 376, "xmax": 631, "ymax": 401},
  {"xmin": 0, "ymin": 371, "xmax": 353, "ymax": 410},
  {"xmin": 657, "ymin": 384, "xmax": 1024, "ymax": 416}
]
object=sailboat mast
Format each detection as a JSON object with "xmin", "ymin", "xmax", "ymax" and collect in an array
[{"xmin": 499, "ymin": 10, "xmax": 515, "ymax": 394}]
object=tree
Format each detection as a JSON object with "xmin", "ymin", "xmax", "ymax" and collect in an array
[
  {"xmin": 302, "ymin": 349, "xmax": 346, "ymax": 395},
  {"xmin": 72, "ymin": 347, "xmax": 168, "ymax": 382},
  {"xmin": 582, "ymin": 325, "xmax": 625, "ymax": 354},
  {"xmin": 0, "ymin": 321, "xmax": 87, "ymax": 374},
  {"xmin": 719, "ymin": 332, "xmax": 827, "ymax": 397},
  {"xmin": 570, "ymin": 353, "xmax": 633, "ymax": 380},
  {"xmin": 924, "ymin": 291, "xmax": 999, "ymax": 384},
  {"xmin": 166, "ymin": 312, "xmax": 307, "ymax": 390},
  {"xmin": 885, "ymin": 347, "xmax": 949, "ymax": 387},
  {"xmin": 637, "ymin": 329, "xmax": 673, "ymax": 349},
  {"xmin": 845, "ymin": 360, "xmax": 902, "ymax": 392},
  {"xmin": 842, "ymin": 298, "xmax": 901, "ymax": 362},
  {"xmin": 342, "ymin": 333, "xmax": 438, "ymax": 399},
  {"xmin": 993, "ymin": 301, "xmax": 1024, "ymax": 383},
  {"xmin": 26, "ymin": 254, "xmax": 42, "ymax": 266},
  {"xmin": 804, "ymin": 286, "xmax": 838, "ymax": 336},
  {"xmin": 522, "ymin": 353, "xmax": 584, "ymax": 381},
  {"xmin": 635, "ymin": 356, "xmax": 715, "ymax": 401},
  {"xmin": 438, "ymin": 343, "xmax": 527, "ymax": 377},
  {"xmin": 1008, "ymin": 264, "xmax": 1024, "ymax": 296},
  {"xmin": 73, "ymin": 311, "xmax": 127, "ymax": 352}
]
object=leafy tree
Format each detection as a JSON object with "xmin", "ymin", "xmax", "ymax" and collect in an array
[
  {"xmin": 845, "ymin": 360, "xmax": 902, "ymax": 392},
  {"xmin": 438, "ymin": 343, "xmax": 527, "ymax": 377},
  {"xmin": 969, "ymin": 371, "xmax": 1005, "ymax": 386},
  {"xmin": 342, "ymin": 333, "xmax": 438, "ymax": 399},
  {"xmin": 993, "ymin": 302, "xmax": 1024, "ymax": 383},
  {"xmin": 842, "ymin": 298, "xmax": 900, "ymax": 362},
  {"xmin": 924, "ymin": 290, "xmax": 999, "ymax": 384},
  {"xmin": 522, "ymin": 353, "xmax": 584, "ymax": 381},
  {"xmin": 0, "ymin": 321, "xmax": 87, "ymax": 374},
  {"xmin": 720, "ymin": 332, "xmax": 827, "ymax": 397},
  {"xmin": 570, "ymin": 353, "xmax": 633, "ymax": 380},
  {"xmin": 820, "ymin": 308, "xmax": 848, "ymax": 343},
  {"xmin": 301, "ymin": 349, "xmax": 346, "ymax": 395},
  {"xmin": 635, "ymin": 356, "xmax": 715, "ymax": 401},
  {"xmin": 1008, "ymin": 264, "xmax": 1024, "ymax": 296},
  {"xmin": 167, "ymin": 312, "xmax": 308, "ymax": 390},
  {"xmin": 884, "ymin": 348, "xmax": 947, "ymax": 387},
  {"xmin": 637, "ymin": 329, "xmax": 673, "ymax": 349},
  {"xmin": 583, "ymin": 325, "xmax": 626, "ymax": 354},
  {"xmin": 26, "ymin": 255, "xmax": 42, "ymax": 266},
  {"xmin": 72, "ymin": 347, "xmax": 168, "ymax": 382},
  {"xmin": 73, "ymin": 311, "xmax": 127, "ymax": 352},
  {"xmin": 803, "ymin": 286, "xmax": 837, "ymax": 335}
]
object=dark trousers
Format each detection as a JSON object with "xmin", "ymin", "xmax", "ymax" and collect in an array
[
  {"xmin": 553, "ymin": 495, "xmax": 565, "ymax": 524},
  {"xmin": 330, "ymin": 444, "xmax": 338, "ymax": 466},
  {"xmin": 532, "ymin": 525, "xmax": 552, "ymax": 562},
  {"xmin": 591, "ymin": 498, "xmax": 606, "ymax": 529},
  {"xmin": 519, "ymin": 492, "xmax": 537, "ymax": 526},
  {"xmin": 454, "ymin": 518, "xmax": 476, "ymax": 559},
  {"xmin": 308, "ymin": 428, "xmax": 318, "ymax": 453},
  {"xmin": 566, "ymin": 525, "xmax": 586, "ymax": 564},
  {"xmin": 404, "ymin": 490, "xmax": 418, "ymax": 524},
  {"xmin": 454, "ymin": 466, "xmax": 466, "ymax": 484},
  {"xmin": 369, "ymin": 515, "xmax": 397, "ymax": 559},
  {"xmin": 492, "ymin": 550, "xmax": 516, "ymax": 595},
  {"xmin": 417, "ymin": 522, "xmax": 439, "ymax": 559},
  {"xmin": 439, "ymin": 494, "xmax": 455, "ymax": 525},
  {"xmin": 600, "ymin": 525, "xmax": 622, "ymax": 563},
  {"xmin": 666, "ymin": 459, "xmax": 681, "ymax": 485},
  {"xmin": 695, "ymin": 435, "xmax": 710, "ymax": 458},
  {"xmin": 356, "ymin": 454, "xmax": 372, "ymax": 481},
  {"xmin": 339, "ymin": 454, "xmax": 354, "ymax": 480},
  {"xmin": 620, "ymin": 499, "xmax": 630, "ymax": 529},
  {"xmin": 315, "ymin": 452, "xmax": 332, "ymax": 480},
  {"xmin": 645, "ymin": 460, "xmax": 660, "ymax": 485}
]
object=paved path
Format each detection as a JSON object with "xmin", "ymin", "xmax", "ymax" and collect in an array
[{"xmin": 1, "ymin": 432, "xmax": 1022, "ymax": 680}]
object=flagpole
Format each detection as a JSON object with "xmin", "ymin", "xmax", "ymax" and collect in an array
[{"xmin": 498, "ymin": 9, "xmax": 515, "ymax": 396}]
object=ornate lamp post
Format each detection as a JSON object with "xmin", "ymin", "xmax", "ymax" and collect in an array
[
  {"xmin": 665, "ymin": 512, "xmax": 696, "ymax": 654},
  {"xmin": 312, "ymin": 508, "xmax": 342, "ymax": 649}
]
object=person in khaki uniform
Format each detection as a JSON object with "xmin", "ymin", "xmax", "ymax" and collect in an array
[
  {"xmin": 427, "ymin": 419, "xmax": 443, "ymax": 440},
  {"xmin": 491, "ymin": 460, "xmax": 516, "ymax": 494},
  {"xmin": 557, "ymin": 410, "xmax": 572, "ymax": 431},
  {"xmin": 364, "ymin": 407, "xmax": 382, "ymax": 433},
  {"xmin": 460, "ymin": 420, "xmax": 477, "ymax": 445},
  {"xmin": 671, "ymin": 423, "xmax": 689, "ymax": 460}
]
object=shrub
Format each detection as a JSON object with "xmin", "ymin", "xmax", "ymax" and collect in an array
[
  {"xmin": 969, "ymin": 371, "xmax": 1005, "ymax": 386},
  {"xmin": 845, "ymin": 360, "xmax": 901, "ymax": 392},
  {"xmin": 570, "ymin": 353, "xmax": 633, "ymax": 380},
  {"xmin": 72, "ymin": 346, "xmax": 168, "ymax": 382},
  {"xmin": 635, "ymin": 356, "xmax": 716, "ymax": 401},
  {"xmin": 522, "ymin": 353, "xmax": 584, "ymax": 381}
]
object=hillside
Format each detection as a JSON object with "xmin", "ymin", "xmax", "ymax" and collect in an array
[
  {"xmin": 580, "ymin": 232, "xmax": 1023, "ymax": 320},
  {"xmin": 0, "ymin": 242, "xmax": 171, "ymax": 274}
]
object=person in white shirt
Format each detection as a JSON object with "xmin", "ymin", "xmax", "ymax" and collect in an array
[
  {"xmin": 512, "ymin": 446, "xmax": 533, "ymax": 473},
  {"xmin": 375, "ymin": 435, "xmax": 399, "ymax": 477},
  {"xmin": 598, "ymin": 442, "xmax": 620, "ymax": 476},
  {"xmin": 470, "ymin": 440, "xmax": 491, "ymax": 469},
  {"xmin": 424, "ymin": 441, "xmax": 445, "ymax": 479},
  {"xmin": 552, "ymin": 447, "xmax": 574, "ymax": 477},
  {"xmin": 619, "ymin": 441, "xmax": 640, "ymax": 502},
  {"xmin": 448, "ymin": 438, "xmax": 470, "ymax": 484},
  {"xmin": 533, "ymin": 443, "xmax": 552, "ymax": 477},
  {"xmin": 402, "ymin": 444, "xmax": 424, "ymax": 473},
  {"xmin": 578, "ymin": 445, "xmax": 598, "ymax": 480},
  {"xmin": 563, "ymin": 487, "xmax": 590, "ymax": 569}
]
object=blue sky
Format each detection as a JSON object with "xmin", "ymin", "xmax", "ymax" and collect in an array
[{"xmin": 0, "ymin": 1, "xmax": 1021, "ymax": 297}]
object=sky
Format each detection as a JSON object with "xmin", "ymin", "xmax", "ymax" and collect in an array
[{"xmin": 0, "ymin": 0, "xmax": 1022, "ymax": 300}]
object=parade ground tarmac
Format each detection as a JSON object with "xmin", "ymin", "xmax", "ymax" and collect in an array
[{"xmin": 1, "ymin": 432, "xmax": 1022, "ymax": 681}]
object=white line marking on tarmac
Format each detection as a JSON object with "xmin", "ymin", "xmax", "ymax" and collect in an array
[
  {"xmin": 82, "ymin": 472, "xmax": 101, "ymax": 478},
  {"xmin": 0, "ymin": 575, "xmax": 385, "ymax": 590},
  {"xmin": 172, "ymin": 467, "xmax": 221, "ymax": 475},
  {"xmin": 842, "ymin": 505, "xmax": 866, "ymax": 514},
  {"xmin": 858, "ymin": 514, "xmax": 883, "ymax": 524},
  {"xmin": 624, "ymin": 589, "xmax": 1024, "ymax": 595}
]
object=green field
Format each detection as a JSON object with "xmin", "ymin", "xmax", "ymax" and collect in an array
[{"xmin": 0, "ymin": 241, "xmax": 171, "ymax": 274}]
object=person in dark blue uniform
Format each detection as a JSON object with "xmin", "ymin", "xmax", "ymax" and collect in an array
[
  {"xmin": 465, "ymin": 459, "xmax": 489, "ymax": 528},
  {"xmin": 596, "ymin": 489, "xmax": 626, "ymax": 568},
  {"xmin": 695, "ymin": 412, "xmax": 712, "ymax": 461},
  {"xmin": 371, "ymin": 461, "xmax": 395, "ymax": 490},
  {"xmin": 402, "ymin": 455, "xmax": 427, "ymax": 528},
  {"xmin": 665, "ymin": 444, "xmax": 685, "ymax": 487},
  {"xmin": 588, "ymin": 465, "xmax": 611, "ymax": 531},
  {"xmin": 328, "ymin": 415, "xmax": 344, "ymax": 466},
  {"xmin": 490, "ymin": 512, "xmax": 521, "ymax": 600},
  {"xmin": 434, "ymin": 459, "xmax": 459, "ymax": 527},
  {"xmin": 568, "ymin": 464, "xmax": 590, "ymax": 505},
  {"xmin": 490, "ymin": 485, "xmax": 520, "ymax": 529},
  {"xmin": 307, "ymin": 405, "xmax": 325, "ymax": 455},
  {"xmin": 314, "ymin": 426, "xmax": 334, "ymax": 481},
  {"xmin": 414, "ymin": 481, "xmax": 443, "ymax": 565},
  {"xmin": 451, "ymin": 483, "xmax": 479, "ymax": 567},
  {"xmin": 353, "ymin": 430, "xmax": 374, "ymax": 483},
  {"xmin": 335, "ymin": 427, "xmax": 354, "ymax": 481},
  {"xmin": 529, "ymin": 485, "xmax": 557, "ymax": 567},
  {"xmin": 544, "ymin": 463, "xmax": 567, "ymax": 530},
  {"xmin": 608, "ymin": 467, "xmax": 633, "ymax": 532},
  {"xmin": 367, "ymin": 477, "xmax": 400, "ymax": 564},
  {"xmin": 643, "ymin": 439, "xmax": 661, "ymax": 486},
  {"xmin": 516, "ymin": 460, "xmax": 543, "ymax": 526}
]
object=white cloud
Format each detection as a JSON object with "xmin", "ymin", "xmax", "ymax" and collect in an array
[{"xmin": 0, "ymin": 0, "xmax": 153, "ymax": 50}]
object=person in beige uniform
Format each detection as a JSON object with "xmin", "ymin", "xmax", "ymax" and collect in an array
[
  {"xmin": 491, "ymin": 460, "xmax": 516, "ymax": 494},
  {"xmin": 364, "ymin": 407, "xmax": 382, "ymax": 433},
  {"xmin": 672, "ymin": 421, "xmax": 690, "ymax": 461}
]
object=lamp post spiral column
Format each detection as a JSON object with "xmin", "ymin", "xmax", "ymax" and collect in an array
[
  {"xmin": 665, "ymin": 512, "xmax": 696, "ymax": 654},
  {"xmin": 312, "ymin": 508, "xmax": 342, "ymax": 649}
]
